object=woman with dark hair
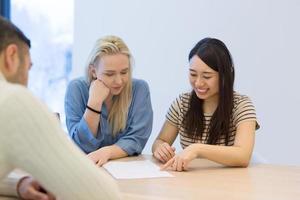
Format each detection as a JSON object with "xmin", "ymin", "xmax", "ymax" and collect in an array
[{"xmin": 152, "ymin": 38, "xmax": 259, "ymax": 171}]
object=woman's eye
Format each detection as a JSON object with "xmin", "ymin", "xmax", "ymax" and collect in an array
[
  {"xmin": 203, "ymin": 76, "xmax": 211, "ymax": 79},
  {"xmin": 190, "ymin": 73, "xmax": 197, "ymax": 77},
  {"xmin": 105, "ymin": 73, "xmax": 114, "ymax": 77},
  {"xmin": 121, "ymin": 71, "xmax": 128, "ymax": 75}
]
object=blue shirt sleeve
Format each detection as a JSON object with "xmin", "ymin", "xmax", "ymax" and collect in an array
[
  {"xmin": 115, "ymin": 80, "xmax": 153, "ymax": 155},
  {"xmin": 64, "ymin": 78, "xmax": 104, "ymax": 153}
]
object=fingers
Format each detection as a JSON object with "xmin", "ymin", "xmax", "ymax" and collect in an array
[
  {"xmin": 161, "ymin": 156, "xmax": 188, "ymax": 172},
  {"xmin": 173, "ymin": 157, "xmax": 188, "ymax": 172},
  {"xmin": 176, "ymin": 158, "xmax": 183, "ymax": 172},
  {"xmin": 28, "ymin": 187, "xmax": 49, "ymax": 200},
  {"xmin": 160, "ymin": 157, "xmax": 175, "ymax": 170},
  {"xmin": 18, "ymin": 178, "xmax": 55, "ymax": 200},
  {"xmin": 47, "ymin": 192, "xmax": 56, "ymax": 200},
  {"xmin": 88, "ymin": 154, "xmax": 103, "ymax": 166},
  {"xmin": 96, "ymin": 158, "xmax": 109, "ymax": 167},
  {"xmin": 39, "ymin": 187, "xmax": 56, "ymax": 200},
  {"xmin": 182, "ymin": 161, "xmax": 189, "ymax": 171},
  {"xmin": 97, "ymin": 159, "xmax": 104, "ymax": 167},
  {"xmin": 161, "ymin": 143, "xmax": 175, "ymax": 159},
  {"xmin": 154, "ymin": 149, "xmax": 168, "ymax": 163},
  {"xmin": 154, "ymin": 143, "xmax": 175, "ymax": 163},
  {"xmin": 96, "ymin": 78, "xmax": 109, "ymax": 88},
  {"xmin": 87, "ymin": 153, "xmax": 98, "ymax": 164},
  {"xmin": 90, "ymin": 78, "xmax": 109, "ymax": 92}
]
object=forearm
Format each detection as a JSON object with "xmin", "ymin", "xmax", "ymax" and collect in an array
[
  {"xmin": 13, "ymin": 124, "xmax": 120, "ymax": 199},
  {"xmin": 191, "ymin": 143, "xmax": 252, "ymax": 167},
  {"xmin": 0, "ymin": 169, "xmax": 30, "ymax": 197},
  {"xmin": 105, "ymin": 145, "xmax": 128, "ymax": 160},
  {"xmin": 0, "ymin": 177, "xmax": 18, "ymax": 197},
  {"xmin": 4, "ymin": 91, "xmax": 120, "ymax": 199},
  {"xmin": 83, "ymin": 99, "xmax": 102, "ymax": 137},
  {"xmin": 84, "ymin": 79, "xmax": 110, "ymax": 138},
  {"xmin": 83, "ymin": 106, "xmax": 102, "ymax": 137}
]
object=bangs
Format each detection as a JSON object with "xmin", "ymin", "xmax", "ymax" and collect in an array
[{"xmin": 196, "ymin": 45, "xmax": 220, "ymax": 72}]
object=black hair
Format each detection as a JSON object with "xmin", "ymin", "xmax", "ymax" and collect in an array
[
  {"xmin": 0, "ymin": 16, "xmax": 31, "ymax": 52},
  {"xmin": 183, "ymin": 38, "xmax": 235, "ymax": 145}
]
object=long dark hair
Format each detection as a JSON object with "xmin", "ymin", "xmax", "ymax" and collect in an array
[{"xmin": 183, "ymin": 38, "xmax": 235, "ymax": 145}]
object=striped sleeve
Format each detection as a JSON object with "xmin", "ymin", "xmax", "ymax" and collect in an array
[
  {"xmin": 233, "ymin": 95, "xmax": 259, "ymax": 129},
  {"xmin": 166, "ymin": 96, "xmax": 182, "ymax": 128}
]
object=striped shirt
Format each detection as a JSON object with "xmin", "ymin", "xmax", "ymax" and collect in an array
[{"xmin": 166, "ymin": 92, "xmax": 259, "ymax": 149}]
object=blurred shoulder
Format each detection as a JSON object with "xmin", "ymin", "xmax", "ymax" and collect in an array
[
  {"xmin": 132, "ymin": 78, "xmax": 150, "ymax": 93},
  {"xmin": 0, "ymin": 82, "xmax": 32, "ymax": 103},
  {"xmin": 178, "ymin": 92, "xmax": 191, "ymax": 101},
  {"xmin": 233, "ymin": 91, "xmax": 254, "ymax": 106},
  {"xmin": 68, "ymin": 77, "xmax": 88, "ymax": 89},
  {"xmin": 0, "ymin": 82, "xmax": 46, "ymax": 116}
]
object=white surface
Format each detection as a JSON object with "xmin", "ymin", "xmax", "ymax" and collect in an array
[
  {"xmin": 74, "ymin": 0, "xmax": 300, "ymax": 165},
  {"xmin": 103, "ymin": 160, "xmax": 173, "ymax": 179}
]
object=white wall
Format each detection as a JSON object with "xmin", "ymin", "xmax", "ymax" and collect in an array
[{"xmin": 73, "ymin": 0, "xmax": 300, "ymax": 165}]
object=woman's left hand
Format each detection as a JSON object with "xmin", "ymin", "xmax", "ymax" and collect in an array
[
  {"xmin": 87, "ymin": 147, "xmax": 111, "ymax": 167},
  {"xmin": 161, "ymin": 144, "xmax": 198, "ymax": 171}
]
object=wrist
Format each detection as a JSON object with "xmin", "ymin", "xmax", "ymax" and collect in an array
[
  {"xmin": 87, "ymin": 99, "xmax": 103, "ymax": 109},
  {"xmin": 86, "ymin": 105, "xmax": 102, "ymax": 114},
  {"xmin": 152, "ymin": 139, "xmax": 163, "ymax": 153},
  {"xmin": 16, "ymin": 176, "xmax": 30, "ymax": 198},
  {"xmin": 101, "ymin": 146, "xmax": 112, "ymax": 158},
  {"xmin": 86, "ymin": 100, "xmax": 102, "ymax": 113},
  {"xmin": 189, "ymin": 143, "xmax": 202, "ymax": 158}
]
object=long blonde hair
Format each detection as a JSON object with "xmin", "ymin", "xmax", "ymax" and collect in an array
[{"xmin": 86, "ymin": 35, "xmax": 132, "ymax": 136}]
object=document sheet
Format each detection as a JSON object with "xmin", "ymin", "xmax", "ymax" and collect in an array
[{"xmin": 103, "ymin": 160, "xmax": 173, "ymax": 179}]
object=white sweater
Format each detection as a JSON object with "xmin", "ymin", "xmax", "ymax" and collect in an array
[{"xmin": 0, "ymin": 73, "xmax": 120, "ymax": 199}]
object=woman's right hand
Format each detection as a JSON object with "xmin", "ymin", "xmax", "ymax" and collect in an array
[
  {"xmin": 88, "ymin": 79, "xmax": 110, "ymax": 108},
  {"xmin": 153, "ymin": 142, "xmax": 176, "ymax": 163}
]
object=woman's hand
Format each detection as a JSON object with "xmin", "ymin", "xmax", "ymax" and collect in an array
[
  {"xmin": 153, "ymin": 142, "xmax": 176, "ymax": 163},
  {"xmin": 87, "ymin": 147, "xmax": 112, "ymax": 167},
  {"xmin": 88, "ymin": 79, "xmax": 110, "ymax": 108},
  {"xmin": 161, "ymin": 144, "xmax": 198, "ymax": 171}
]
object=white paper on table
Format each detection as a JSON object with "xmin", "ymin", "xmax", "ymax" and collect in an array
[{"xmin": 103, "ymin": 160, "xmax": 173, "ymax": 179}]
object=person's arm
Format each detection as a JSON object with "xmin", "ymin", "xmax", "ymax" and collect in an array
[
  {"xmin": 87, "ymin": 145, "xmax": 128, "ymax": 166},
  {"xmin": 0, "ymin": 171, "xmax": 55, "ymax": 200},
  {"xmin": 83, "ymin": 79, "xmax": 109, "ymax": 136},
  {"xmin": 1, "ymin": 86, "xmax": 120, "ymax": 200},
  {"xmin": 17, "ymin": 176, "xmax": 56, "ymax": 200},
  {"xmin": 152, "ymin": 95, "xmax": 182, "ymax": 163},
  {"xmin": 88, "ymin": 80, "xmax": 154, "ymax": 166},
  {"xmin": 65, "ymin": 79, "xmax": 108, "ymax": 153},
  {"xmin": 192, "ymin": 120, "xmax": 256, "ymax": 166},
  {"xmin": 162, "ymin": 120, "xmax": 256, "ymax": 171},
  {"xmin": 0, "ymin": 174, "xmax": 21, "ymax": 197},
  {"xmin": 152, "ymin": 121, "xmax": 178, "ymax": 163},
  {"xmin": 114, "ymin": 80, "xmax": 153, "ymax": 156},
  {"xmin": 161, "ymin": 94, "xmax": 258, "ymax": 171}
]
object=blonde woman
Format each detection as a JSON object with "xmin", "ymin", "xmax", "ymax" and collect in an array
[{"xmin": 65, "ymin": 36, "xmax": 153, "ymax": 166}]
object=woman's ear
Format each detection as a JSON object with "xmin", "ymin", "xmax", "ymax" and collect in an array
[{"xmin": 89, "ymin": 64, "xmax": 97, "ymax": 80}]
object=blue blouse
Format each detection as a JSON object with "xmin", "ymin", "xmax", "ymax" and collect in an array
[{"xmin": 65, "ymin": 77, "xmax": 153, "ymax": 155}]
